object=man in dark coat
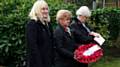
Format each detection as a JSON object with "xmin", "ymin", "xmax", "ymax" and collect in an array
[
  {"xmin": 54, "ymin": 10, "xmax": 82, "ymax": 67},
  {"xmin": 26, "ymin": 0, "xmax": 54, "ymax": 67}
]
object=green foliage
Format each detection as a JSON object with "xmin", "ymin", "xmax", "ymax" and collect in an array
[
  {"xmin": 76, "ymin": 0, "xmax": 93, "ymax": 8},
  {"xmin": 0, "ymin": 0, "xmax": 77, "ymax": 66},
  {"xmin": 0, "ymin": 0, "xmax": 120, "ymax": 66},
  {"xmin": 90, "ymin": 57, "xmax": 120, "ymax": 67},
  {"xmin": 0, "ymin": 0, "xmax": 35, "ymax": 66},
  {"xmin": 47, "ymin": 0, "xmax": 77, "ymax": 28},
  {"xmin": 90, "ymin": 8, "xmax": 120, "ymax": 47}
]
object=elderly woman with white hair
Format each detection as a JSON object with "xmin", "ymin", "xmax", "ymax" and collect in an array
[
  {"xmin": 26, "ymin": 0, "xmax": 54, "ymax": 67},
  {"xmin": 54, "ymin": 10, "xmax": 82, "ymax": 67},
  {"xmin": 70, "ymin": 6, "xmax": 100, "ymax": 67}
]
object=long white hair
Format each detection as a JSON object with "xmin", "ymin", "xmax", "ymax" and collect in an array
[{"xmin": 29, "ymin": 0, "xmax": 50, "ymax": 22}]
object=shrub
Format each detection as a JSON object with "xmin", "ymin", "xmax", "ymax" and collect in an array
[
  {"xmin": 0, "ymin": 0, "xmax": 34, "ymax": 66},
  {"xmin": 90, "ymin": 8, "xmax": 120, "ymax": 47},
  {"xmin": 0, "ymin": 0, "xmax": 120, "ymax": 66},
  {"xmin": 0, "ymin": 0, "xmax": 77, "ymax": 66}
]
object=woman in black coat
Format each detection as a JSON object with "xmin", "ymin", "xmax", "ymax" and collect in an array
[
  {"xmin": 54, "ymin": 10, "xmax": 83, "ymax": 67},
  {"xmin": 70, "ymin": 6, "xmax": 100, "ymax": 67},
  {"xmin": 26, "ymin": 0, "xmax": 54, "ymax": 67}
]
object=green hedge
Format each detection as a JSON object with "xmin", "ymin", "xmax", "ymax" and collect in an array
[
  {"xmin": 0, "ymin": 0, "xmax": 34, "ymax": 66},
  {"xmin": 0, "ymin": 0, "xmax": 120, "ymax": 66},
  {"xmin": 0, "ymin": 0, "xmax": 77, "ymax": 66},
  {"xmin": 90, "ymin": 8, "xmax": 120, "ymax": 47},
  {"xmin": 47, "ymin": 0, "xmax": 78, "ymax": 28}
]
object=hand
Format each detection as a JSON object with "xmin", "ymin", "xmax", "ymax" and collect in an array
[{"xmin": 89, "ymin": 32, "xmax": 100, "ymax": 37}]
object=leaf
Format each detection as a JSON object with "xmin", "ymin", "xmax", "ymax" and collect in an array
[
  {"xmin": 0, "ymin": 44, "xmax": 6, "ymax": 48},
  {"xmin": 5, "ymin": 46, "xmax": 9, "ymax": 53}
]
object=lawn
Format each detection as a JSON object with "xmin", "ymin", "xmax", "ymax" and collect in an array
[
  {"xmin": 90, "ymin": 56, "xmax": 120, "ymax": 67},
  {"xmin": 89, "ymin": 46, "xmax": 120, "ymax": 67}
]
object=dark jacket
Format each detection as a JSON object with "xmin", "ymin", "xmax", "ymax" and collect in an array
[
  {"xmin": 70, "ymin": 18, "xmax": 95, "ymax": 45},
  {"xmin": 26, "ymin": 19, "xmax": 54, "ymax": 67},
  {"xmin": 70, "ymin": 18, "xmax": 96, "ymax": 67},
  {"xmin": 54, "ymin": 24, "xmax": 86, "ymax": 67}
]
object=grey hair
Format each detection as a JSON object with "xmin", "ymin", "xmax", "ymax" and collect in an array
[{"xmin": 76, "ymin": 6, "xmax": 91, "ymax": 17}]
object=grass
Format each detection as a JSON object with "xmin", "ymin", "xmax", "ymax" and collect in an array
[
  {"xmin": 89, "ymin": 46, "xmax": 120, "ymax": 67},
  {"xmin": 89, "ymin": 56, "xmax": 120, "ymax": 67}
]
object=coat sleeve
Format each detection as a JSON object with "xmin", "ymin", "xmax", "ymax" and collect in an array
[
  {"xmin": 54, "ymin": 29, "xmax": 73, "ymax": 58},
  {"xmin": 26, "ymin": 21, "xmax": 43, "ymax": 67},
  {"xmin": 70, "ymin": 24, "xmax": 95, "ymax": 44}
]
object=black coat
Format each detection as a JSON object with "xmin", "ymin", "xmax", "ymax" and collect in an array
[
  {"xmin": 70, "ymin": 18, "xmax": 96, "ymax": 67},
  {"xmin": 70, "ymin": 18, "xmax": 95, "ymax": 45},
  {"xmin": 26, "ymin": 19, "xmax": 54, "ymax": 67},
  {"xmin": 54, "ymin": 25, "xmax": 87, "ymax": 67}
]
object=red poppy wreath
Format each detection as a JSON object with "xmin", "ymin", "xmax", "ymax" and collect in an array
[{"xmin": 74, "ymin": 43, "xmax": 103, "ymax": 63}]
